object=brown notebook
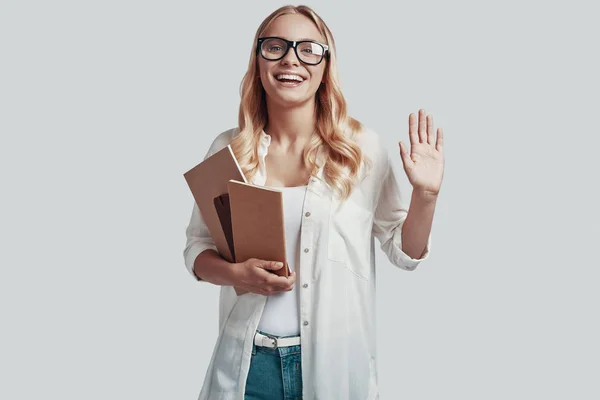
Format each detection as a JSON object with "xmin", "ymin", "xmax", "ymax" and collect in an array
[
  {"xmin": 214, "ymin": 193, "xmax": 234, "ymax": 261},
  {"xmin": 183, "ymin": 145, "xmax": 246, "ymax": 263},
  {"xmin": 227, "ymin": 179, "xmax": 291, "ymax": 278}
]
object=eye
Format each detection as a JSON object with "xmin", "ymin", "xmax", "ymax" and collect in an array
[
  {"xmin": 301, "ymin": 48, "xmax": 313, "ymax": 54},
  {"xmin": 268, "ymin": 46, "xmax": 283, "ymax": 52}
]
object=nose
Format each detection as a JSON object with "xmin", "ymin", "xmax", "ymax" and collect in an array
[{"xmin": 280, "ymin": 45, "xmax": 300, "ymax": 66}]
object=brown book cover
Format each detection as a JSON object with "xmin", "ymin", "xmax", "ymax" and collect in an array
[
  {"xmin": 213, "ymin": 193, "xmax": 234, "ymax": 261},
  {"xmin": 183, "ymin": 145, "xmax": 246, "ymax": 263},
  {"xmin": 227, "ymin": 179, "xmax": 291, "ymax": 278}
]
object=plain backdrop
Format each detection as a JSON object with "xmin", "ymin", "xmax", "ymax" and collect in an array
[{"xmin": 1, "ymin": 0, "xmax": 599, "ymax": 399}]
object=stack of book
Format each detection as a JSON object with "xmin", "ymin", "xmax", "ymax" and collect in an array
[{"xmin": 183, "ymin": 145, "xmax": 291, "ymax": 294}]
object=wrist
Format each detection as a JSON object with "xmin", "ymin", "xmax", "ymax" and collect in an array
[
  {"xmin": 225, "ymin": 262, "xmax": 245, "ymax": 286},
  {"xmin": 412, "ymin": 189, "xmax": 439, "ymax": 204}
]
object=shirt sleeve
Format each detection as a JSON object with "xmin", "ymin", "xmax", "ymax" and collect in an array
[
  {"xmin": 371, "ymin": 152, "xmax": 432, "ymax": 271},
  {"xmin": 183, "ymin": 200, "xmax": 219, "ymax": 281}
]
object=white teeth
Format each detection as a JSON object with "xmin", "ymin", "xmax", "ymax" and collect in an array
[{"xmin": 276, "ymin": 74, "xmax": 304, "ymax": 82}]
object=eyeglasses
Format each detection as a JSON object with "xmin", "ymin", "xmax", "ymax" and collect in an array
[{"xmin": 256, "ymin": 36, "xmax": 329, "ymax": 66}]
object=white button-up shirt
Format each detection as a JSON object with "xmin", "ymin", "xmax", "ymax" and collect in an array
[{"xmin": 184, "ymin": 127, "xmax": 432, "ymax": 400}]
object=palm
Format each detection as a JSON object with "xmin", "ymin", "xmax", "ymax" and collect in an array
[{"xmin": 399, "ymin": 109, "xmax": 445, "ymax": 196}]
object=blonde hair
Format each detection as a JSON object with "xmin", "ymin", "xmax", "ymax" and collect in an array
[{"xmin": 230, "ymin": 4, "xmax": 368, "ymax": 200}]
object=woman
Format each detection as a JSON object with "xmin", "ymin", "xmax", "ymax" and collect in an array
[{"xmin": 183, "ymin": 5, "xmax": 444, "ymax": 400}]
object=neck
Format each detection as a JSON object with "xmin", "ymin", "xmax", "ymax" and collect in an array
[{"xmin": 264, "ymin": 97, "xmax": 316, "ymax": 148}]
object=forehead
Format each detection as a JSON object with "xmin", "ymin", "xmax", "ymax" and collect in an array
[{"xmin": 262, "ymin": 13, "xmax": 325, "ymax": 43}]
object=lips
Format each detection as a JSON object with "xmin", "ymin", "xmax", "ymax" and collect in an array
[{"xmin": 273, "ymin": 73, "xmax": 306, "ymax": 88}]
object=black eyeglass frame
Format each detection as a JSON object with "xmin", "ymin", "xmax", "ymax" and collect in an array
[{"xmin": 256, "ymin": 36, "xmax": 330, "ymax": 65}]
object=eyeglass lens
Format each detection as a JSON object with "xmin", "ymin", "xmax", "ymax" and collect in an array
[{"xmin": 261, "ymin": 38, "xmax": 324, "ymax": 64}]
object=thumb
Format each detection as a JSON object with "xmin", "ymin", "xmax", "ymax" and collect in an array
[
  {"xmin": 398, "ymin": 141, "xmax": 413, "ymax": 168},
  {"xmin": 260, "ymin": 261, "xmax": 284, "ymax": 271}
]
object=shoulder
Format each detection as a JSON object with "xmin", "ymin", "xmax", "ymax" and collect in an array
[
  {"xmin": 353, "ymin": 126, "xmax": 385, "ymax": 154},
  {"xmin": 204, "ymin": 127, "xmax": 240, "ymax": 159},
  {"xmin": 351, "ymin": 124, "xmax": 391, "ymax": 177}
]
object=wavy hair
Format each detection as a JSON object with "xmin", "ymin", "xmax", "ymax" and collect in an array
[{"xmin": 230, "ymin": 4, "xmax": 368, "ymax": 200}]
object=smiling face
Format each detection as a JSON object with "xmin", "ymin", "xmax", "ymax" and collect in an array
[{"xmin": 257, "ymin": 13, "xmax": 327, "ymax": 109}]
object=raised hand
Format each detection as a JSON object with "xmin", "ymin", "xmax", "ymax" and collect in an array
[{"xmin": 398, "ymin": 109, "xmax": 445, "ymax": 196}]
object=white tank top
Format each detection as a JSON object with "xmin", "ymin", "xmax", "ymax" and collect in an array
[{"xmin": 257, "ymin": 184, "xmax": 307, "ymax": 337}]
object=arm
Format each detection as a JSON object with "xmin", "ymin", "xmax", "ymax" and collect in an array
[
  {"xmin": 192, "ymin": 249, "xmax": 239, "ymax": 286},
  {"xmin": 183, "ymin": 200, "xmax": 223, "ymax": 282},
  {"xmin": 371, "ymin": 154, "xmax": 432, "ymax": 271},
  {"xmin": 182, "ymin": 200, "xmax": 246, "ymax": 289},
  {"xmin": 183, "ymin": 200, "xmax": 242, "ymax": 286},
  {"xmin": 401, "ymin": 190, "xmax": 437, "ymax": 259}
]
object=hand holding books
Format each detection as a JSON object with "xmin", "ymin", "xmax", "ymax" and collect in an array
[{"xmin": 231, "ymin": 258, "xmax": 296, "ymax": 296}]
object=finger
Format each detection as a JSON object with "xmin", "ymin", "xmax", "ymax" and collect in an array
[
  {"xmin": 427, "ymin": 114, "xmax": 434, "ymax": 145},
  {"xmin": 262, "ymin": 284, "xmax": 280, "ymax": 295},
  {"xmin": 259, "ymin": 261, "xmax": 285, "ymax": 271},
  {"xmin": 271, "ymin": 276, "xmax": 296, "ymax": 293},
  {"xmin": 277, "ymin": 273, "xmax": 297, "ymax": 291},
  {"xmin": 436, "ymin": 128, "xmax": 444, "ymax": 152},
  {"xmin": 264, "ymin": 272, "xmax": 292, "ymax": 288},
  {"xmin": 408, "ymin": 113, "xmax": 418, "ymax": 146},
  {"xmin": 265, "ymin": 283, "xmax": 289, "ymax": 294},
  {"xmin": 250, "ymin": 285, "xmax": 264, "ymax": 296},
  {"xmin": 398, "ymin": 141, "xmax": 414, "ymax": 169},
  {"xmin": 418, "ymin": 109, "xmax": 426, "ymax": 143},
  {"xmin": 278, "ymin": 272, "xmax": 296, "ymax": 290},
  {"xmin": 276, "ymin": 283, "xmax": 294, "ymax": 292},
  {"xmin": 281, "ymin": 283, "xmax": 295, "ymax": 292},
  {"xmin": 288, "ymin": 271, "xmax": 297, "ymax": 284}
]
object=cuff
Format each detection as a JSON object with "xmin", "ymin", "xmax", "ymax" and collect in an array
[{"xmin": 391, "ymin": 231, "xmax": 432, "ymax": 271}]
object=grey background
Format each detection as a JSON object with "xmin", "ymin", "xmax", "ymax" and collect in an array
[{"xmin": 1, "ymin": 0, "xmax": 598, "ymax": 399}]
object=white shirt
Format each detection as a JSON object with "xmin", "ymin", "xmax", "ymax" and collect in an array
[
  {"xmin": 183, "ymin": 127, "xmax": 432, "ymax": 400},
  {"xmin": 258, "ymin": 184, "xmax": 307, "ymax": 337}
]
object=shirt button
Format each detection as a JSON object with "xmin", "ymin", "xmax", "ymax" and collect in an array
[
  {"xmin": 311, "ymin": 178, "xmax": 317, "ymax": 183},
  {"xmin": 304, "ymin": 248, "xmax": 309, "ymax": 253},
  {"xmin": 305, "ymin": 212, "xmax": 311, "ymax": 217},
  {"xmin": 303, "ymin": 283, "xmax": 308, "ymax": 288},
  {"xmin": 303, "ymin": 321, "xmax": 309, "ymax": 326}
]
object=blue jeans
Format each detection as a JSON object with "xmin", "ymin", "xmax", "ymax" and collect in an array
[{"xmin": 244, "ymin": 330, "xmax": 303, "ymax": 400}]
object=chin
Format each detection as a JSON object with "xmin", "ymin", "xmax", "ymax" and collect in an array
[
  {"xmin": 264, "ymin": 89, "xmax": 308, "ymax": 107},
  {"xmin": 275, "ymin": 95, "xmax": 313, "ymax": 108},
  {"xmin": 275, "ymin": 90, "xmax": 319, "ymax": 106},
  {"xmin": 262, "ymin": 76, "xmax": 315, "ymax": 104}
]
